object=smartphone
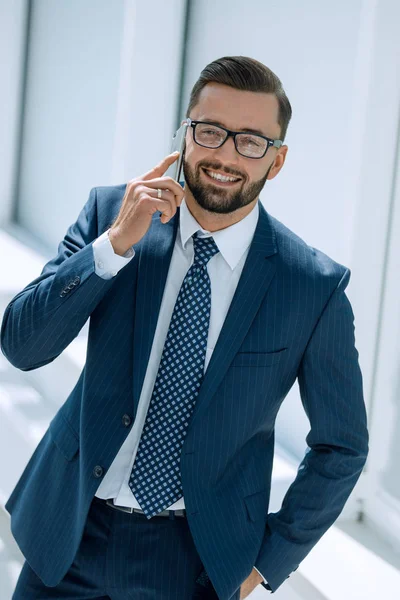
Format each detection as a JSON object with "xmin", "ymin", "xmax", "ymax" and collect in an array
[{"xmin": 164, "ymin": 120, "xmax": 187, "ymax": 185}]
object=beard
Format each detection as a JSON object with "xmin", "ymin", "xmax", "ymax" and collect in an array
[{"xmin": 182, "ymin": 158, "xmax": 273, "ymax": 215}]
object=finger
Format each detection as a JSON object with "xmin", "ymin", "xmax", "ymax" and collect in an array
[
  {"xmin": 141, "ymin": 152, "xmax": 180, "ymax": 182},
  {"xmin": 147, "ymin": 186, "xmax": 176, "ymax": 203},
  {"xmin": 149, "ymin": 198, "xmax": 176, "ymax": 222},
  {"xmin": 144, "ymin": 177, "xmax": 185, "ymax": 205},
  {"xmin": 148, "ymin": 187, "xmax": 176, "ymax": 220},
  {"xmin": 148, "ymin": 188, "xmax": 177, "ymax": 218}
]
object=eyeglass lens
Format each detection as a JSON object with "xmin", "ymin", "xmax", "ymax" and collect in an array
[{"xmin": 194, "ymin": 123, "xmax": 268, "ymax": 158}]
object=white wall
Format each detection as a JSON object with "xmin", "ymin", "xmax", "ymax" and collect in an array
[
  {"xmin": 353, "ymin": 0, "xmax": 400, "ymax": 551},
  {"xmin": 0, "ymin": 0, "xmax": 28, "ymax": 227}
]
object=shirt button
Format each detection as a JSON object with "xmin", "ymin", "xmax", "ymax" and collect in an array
[
  {"xmin": 93, "ymin": 465, "xmax": 104, "ymax": 478},
  {"xmin": 111, "ymin": 271, "xmax": 117, "ymax": 277},
  {"xmin": 97, "ymin": 261, "xmax": 104, "ymax": 269},
  {"xmin": 122, "ymin": 414, "xmax": 132, "ymax": 427}
]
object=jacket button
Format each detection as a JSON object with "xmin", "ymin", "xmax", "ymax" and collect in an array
[
  {"xmin": 122, "ymin": 414, "xmax": 132, "ymax": 427},
  {"xmin": 93, "ymin": 465, "xmax": 104, "ymax": 478}
]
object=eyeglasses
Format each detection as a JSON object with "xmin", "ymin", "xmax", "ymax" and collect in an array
[{"xmin": 186, "ymin": 117, "xmax": 282, "ymax": 159}]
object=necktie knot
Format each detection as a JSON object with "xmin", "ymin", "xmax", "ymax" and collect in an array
[{"xmin": 192, "ymin": 232, "xmax": 220, "ymax": 268}]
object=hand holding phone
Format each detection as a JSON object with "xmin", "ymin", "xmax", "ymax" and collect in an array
[{"xmin": 108, "ymin": 152, "xmax": 184, "ymax": 255}]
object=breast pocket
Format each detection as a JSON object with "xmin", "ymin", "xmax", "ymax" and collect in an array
[{"xmin": 231, "ymin": 348, "xmax": 288, "ymax": 367}]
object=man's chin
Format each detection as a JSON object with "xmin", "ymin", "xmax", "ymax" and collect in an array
[
  {"xmin": 194, "ymin": 195, "xmax": 243, "ymax": 215},
  {"xmin": 198, "ymin": 181, "xmax": 241, "ymax": 199}
]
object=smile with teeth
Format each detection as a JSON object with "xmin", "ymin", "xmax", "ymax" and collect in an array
[{"xmin": 203, "ymin": 168, "xmax": 241, "ymax": 184}]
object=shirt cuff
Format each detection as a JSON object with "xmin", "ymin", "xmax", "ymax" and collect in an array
[
  {"xmin": 92, "ymin": 228, "xmax": 135, "ymax": 279},
  {"xmin": 253, "ymin": 565, "xmax": 268, "ymax": 585}
]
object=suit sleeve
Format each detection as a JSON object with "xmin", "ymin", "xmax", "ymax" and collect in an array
[
  {"xmin": 254, "ymin": 267, "xmax": 369, "ymax": 593},
  {"xmin": 0, "ymin": 187, "xmax": 118, "ymax": 371}
]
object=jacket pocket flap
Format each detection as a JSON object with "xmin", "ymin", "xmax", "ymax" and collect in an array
[{"xmin": 232, "ymin": 349, "xmax": 287, "ymax": 367}]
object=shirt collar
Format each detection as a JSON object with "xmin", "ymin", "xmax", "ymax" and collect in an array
[{"xmin": 179, "ymin": 196, "xmax": 260, "ymax": 271}]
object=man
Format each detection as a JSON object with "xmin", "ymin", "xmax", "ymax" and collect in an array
[{"xmin": 1, "ymin": 55, "xmax": 369, "ymax": 599}]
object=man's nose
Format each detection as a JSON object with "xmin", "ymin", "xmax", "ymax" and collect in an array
[{"xmin": 212, "ymin": 135, "xmax": 240, "ymax": 162}]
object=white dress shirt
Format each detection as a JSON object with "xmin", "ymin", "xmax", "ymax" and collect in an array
[{"xmin": 91, "ymin": 197, "xmax": 268, "ymax": 585}]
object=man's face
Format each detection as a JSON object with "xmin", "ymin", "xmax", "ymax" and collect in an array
[{"xmin": 182, "ymin": 82, "xmax": 286, "ymax": 215}]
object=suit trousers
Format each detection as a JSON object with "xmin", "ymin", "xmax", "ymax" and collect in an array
[{"xmin": 12, "ymin": 495, "xmax": 238, "ymax": 599}]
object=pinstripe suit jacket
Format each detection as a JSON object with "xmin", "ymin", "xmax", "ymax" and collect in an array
[{"xmin": 1, "ymin": 184, "xmax": 369, "ymax": 598}]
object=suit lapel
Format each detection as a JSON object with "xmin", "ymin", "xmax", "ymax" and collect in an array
[{"xmin": 132, "ymin": 201, "xmax": 278, "ymax": 426}]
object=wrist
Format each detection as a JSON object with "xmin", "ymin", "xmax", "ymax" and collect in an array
[{"xmin": 108, "ymin": 228, "xmax": 131, "ymax": 257}]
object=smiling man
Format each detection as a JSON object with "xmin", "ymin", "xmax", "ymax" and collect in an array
[{"xmin": 2, "ymin": 56, "xmax": 369, "ymax": 600}]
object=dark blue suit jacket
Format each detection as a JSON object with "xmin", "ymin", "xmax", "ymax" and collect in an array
[{"xmin": 1, "ymin": 184, "xmax": 369, "ymax": 598}]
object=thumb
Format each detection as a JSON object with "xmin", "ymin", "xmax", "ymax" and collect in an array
[{"xmin": 141, "ymin": 151, "xmax": 180, "ymax": 181}]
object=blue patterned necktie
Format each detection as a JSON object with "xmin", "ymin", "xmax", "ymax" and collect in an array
[{"xmin": 129, "ymin": 231, "xmax": 220, "ymax": 518}]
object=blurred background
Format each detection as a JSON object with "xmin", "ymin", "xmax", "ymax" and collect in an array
[{"xmin": 1, "ymin": 0, "xmax": 400, "ymax": 598}]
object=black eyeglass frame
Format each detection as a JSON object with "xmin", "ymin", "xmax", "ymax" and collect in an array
[{"xmin": 186, "ymin": 117, "xmax": 283, "ymax": 159}]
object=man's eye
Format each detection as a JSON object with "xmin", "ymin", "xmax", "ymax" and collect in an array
[{"xmin": 243, "ymin": 137, "xmax": 260, "ymax": 147}]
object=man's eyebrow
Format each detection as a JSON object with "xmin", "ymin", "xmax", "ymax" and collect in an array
[{"xmin": 201, "ymin": 119, "xmax": 268, "ymax": 137}]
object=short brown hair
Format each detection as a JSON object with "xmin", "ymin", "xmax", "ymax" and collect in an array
[{"xmin": 186, "ymin": 56, "xmax": 292, "ymax": 142}]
